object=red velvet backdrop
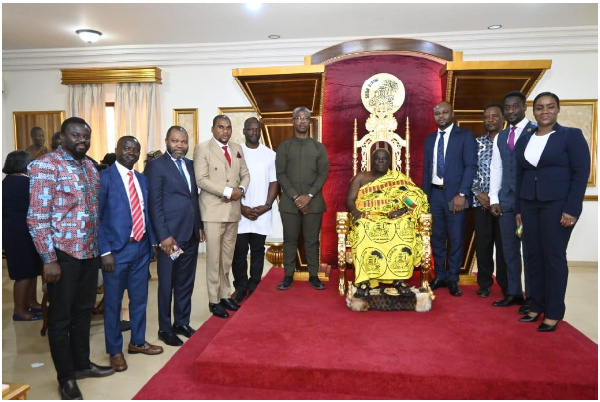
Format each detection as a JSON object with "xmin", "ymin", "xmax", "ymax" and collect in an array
[{"xmin": 320, "ymin": 54, "xmax": 445, "ymax": 266}]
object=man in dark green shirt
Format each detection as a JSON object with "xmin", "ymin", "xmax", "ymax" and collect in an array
[{"xmin": 275, "ymin": 106, "xmax": 329, "ymax": 290}]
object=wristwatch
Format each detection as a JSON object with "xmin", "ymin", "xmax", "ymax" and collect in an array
[
  {"xmin": 308, "ymin": 193, "xmax": 314, "ymax": 198},
  {"xmin": 459, "ymin": 193, "xmax": 465, "ymax": 197},
  {"xmin": 265, "ymin": 204, "xmax": 272, "ymax": 210}
]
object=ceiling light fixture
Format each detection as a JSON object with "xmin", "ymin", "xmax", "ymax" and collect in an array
[
  {"xmin": 268, "ymin": 35, "xmax": 280, "ymax": 40},
  {"xmin": 76, "ymin": 29, "xmax": 102, "ymax": 43},
  {"xmin": 246, "ymin": 2, "xmax": 262, "ymax": 11},
  {"xmin": 487, "ymin": 24, "xmax": 502, "ymax": 30}
]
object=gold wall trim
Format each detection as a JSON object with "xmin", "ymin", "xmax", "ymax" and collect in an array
[
  {"xmin": 218, "ymin": 107, "xmax": 256, "ymax": 114},
  {"xmin": 442, "ymin": 59, "xmax": 552, "ymax": 75},
  {"xmin": 61, "ymin": 66, "xmax": 162, "ymax": 85},
  {"xmin": 232, "ymin": 65, "xmax": 324, "ymax": 77},
  {"xmin": 584, "ymin": 195, "xmax": 598, "ymax": 201}
]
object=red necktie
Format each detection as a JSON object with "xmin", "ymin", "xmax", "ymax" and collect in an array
[
  {"xmin": 128, "ymin": 171, "xmax": 144, "ymax": 241},
  {"xmin": 222, "ymin": 146, "xmax": 232, "ymax": 167}
]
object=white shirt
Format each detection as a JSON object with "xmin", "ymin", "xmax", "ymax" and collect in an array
[
  {"xmin": 524, "ymin": 131, "xmax": 554, "ymax": 167},
  {"xmin": 489, "ymin": 117, "xmax": 530, "ymax": 205},
  {"xmin": 167, "ymin": 151, "xmax": 191, "ymax": 193},
  {"xmin": 431, "ymin": 123, "xmax": 453, "ymax": 186},
  {"xmin": 238, "ymin": 143, "xmax": 277, "ymax": 236}
]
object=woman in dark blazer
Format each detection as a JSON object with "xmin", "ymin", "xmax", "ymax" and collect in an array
[
  {"xmin": 2, "ymin": 150, "xmax": 43, "ymax": 321},
  {"xmin": 515, "ymin": 92, "xmax": 590, "ymax": 332}
]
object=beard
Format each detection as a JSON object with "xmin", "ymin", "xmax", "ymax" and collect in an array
[{"xmin": 167, "ymin": 145, "xmax": 186, "ymax": 160}]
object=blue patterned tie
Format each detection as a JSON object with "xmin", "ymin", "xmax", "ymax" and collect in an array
[
  {"xmin": 175, "ymin": 159, "xmax": 189, "ymax": 189},
  {"xmin": 436, "ymin": 131, "xmax": 445, "ymax": 179}
]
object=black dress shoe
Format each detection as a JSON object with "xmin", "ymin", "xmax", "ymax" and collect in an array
[
  {"xmin": 233, "ymin": 288, "xmax": 247, "ymax": 304},
  {"xmin": 172, "ymin": 324, "xmax": 196, "ymax": 338},
  {"xmin": 429, "ymin": 277, "xmax": 448, "ymax": 290},
  {"xmin": 278, "ymin": 275, "xmax": 293, "ymax": 290},
  {"xmin": 448, "ymin": 281, "xmax": 462, "ymax": 297},
  {"xmin": 518, "ymin": 313, "xmax": 540, "ymax": 322},
  {"xmin": 476, "ymin": 287, "xmax": 490, "ymax": 298},
  {"xmin": 75, "ymin": 362, "xmax": 115, "ymax": 379},
  {"xmin": 209, "ymin": 302, "xmax": 229, "ymax": 318},
  {"xmin": 537, "ymin": 321, "xmax": 559, "ymax": 332},
  {"xmin": 492, "ymin": 294, "xmax": 524, "ymax": 307},
  {"xmin": 158, "ymin": 330, "xmax": 183, "ymax": 346},
  {"xmin": 309, "ymin": 276, "xmax": 325, "ymax": 290},
  {"xmin": 518, "ymin": 298, "xmax": 532, "ymax": 315},
  {"xmin": 220, "ymin": 298, "xmax": 240, "ymax": 311},
  {"xmin": 59, "ymin": 379, "xmax": 82, "ymax": 400}
]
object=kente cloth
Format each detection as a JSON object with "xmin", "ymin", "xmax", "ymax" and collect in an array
[{"xmin": 349, "ymin": 170, "xmax": 429, "ymax": 283}]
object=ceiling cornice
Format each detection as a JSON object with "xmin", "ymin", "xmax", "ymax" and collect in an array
[{"xmin": 3, "ymin": 26, "xmax": 597, "ymax": 71}]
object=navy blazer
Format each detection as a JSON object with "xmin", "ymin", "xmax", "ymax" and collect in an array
[
  {"xmin": 515, "ymin": 123, "xmax": 590, "ymax": 217},
  {"xmin": 422, "ymin": 125, "xmax": 478, "ymax": 202},
  {"xmin": 97, "ymin": 163, "xmax": 158, "ymax": 256},
  {"xmin": 145, "ymin": 153, "xmax": 202, "ymax": 243}
]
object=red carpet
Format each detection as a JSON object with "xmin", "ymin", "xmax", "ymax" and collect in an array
[{"xmin": 135, "ymin": 268, "xmax": 598, "ymax": 399}]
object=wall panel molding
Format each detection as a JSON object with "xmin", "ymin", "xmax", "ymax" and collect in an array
[{"xmin": 3, "ymin": 26, "xmax": 597, "ymax": 71}]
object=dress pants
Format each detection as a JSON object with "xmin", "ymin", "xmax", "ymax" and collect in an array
[
  {"xmin": 497, "ymin": 210, "xmax": 525, "ymax": 296},
  {"xmin": 474, "ymin": 207, "xmax": 507, "ymax": 293},
  {"xmin": 102, "ymin": 236, "xmax": 151, "ymax": 354},
  {"xmin": 520, "ymin": 198, "xmax": 573, "ymax": 320},
  {"xmin": 47, "ymin": 250, "xmax": 99, "ymax": 385},
  {"xmin": 157, "ymin": 236, "xmax": 199, "ymax": 332},
  {"xmin": 280, "ymin": 211, "xmax": 323, "ymax": 277},
  {"xmin": 204, "ymin": 222, "xmax": 237, "ymax": 304},
  {"xmin": 429, "ymin": 187, "xmax": 466, "ymax": 283},
  {"xmin": 232, "ymin": 232, "xmax": 267, "ymax": 293}
]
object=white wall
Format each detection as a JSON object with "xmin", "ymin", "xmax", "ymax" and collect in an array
[{"xmin": 2, "ymin": 27, "xmax": 598, "ymax": 262}]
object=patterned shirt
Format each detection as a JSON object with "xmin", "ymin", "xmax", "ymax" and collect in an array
[
  {"xmin": 471, "ymin": 133, "xmax": 494, "ymax": 207},
  {"xmin": 27, "ymin": 147, "xmax": 100, "ymax": 264}
]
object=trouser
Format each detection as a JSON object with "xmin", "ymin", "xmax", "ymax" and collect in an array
[
  {"xmin": 280, "ymin": 211, "xmax": 323, "ymax": 277},
  {"xmin": 157, "ymin": 236, "xmax": 199, "ymax": 332},
  {"xmin": 47, "ymin": 250, "xmax": 99, "ymax": 385},
  {"xmin": 474, "ymin": 207, "xmax": 507, "ymax": 293},
  {"xmin": 520, "ymin": 199, "xmax": 572, "ymax": 320},
  {"xmin": 102, "ymin": 236, "xmax": 151, "ymax": 355},
  {"xmin": 429, "ymin": 188, "xmax": 466, "ymax": 283},
  {"xmin": 232, "ymin": 232, "xmax": 267, "ymax": 293},
  {"xmin": 204, "ymin": 222, "xmax": 237, "ymax": 304},
  {"xmin": 497, "ymin": 210, "xmax": 525, "ymax": 296}
]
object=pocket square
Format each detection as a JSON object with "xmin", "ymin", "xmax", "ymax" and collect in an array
[{"xmin": 236, "ymin": 151, "xmax": 242, "ymax": 158}]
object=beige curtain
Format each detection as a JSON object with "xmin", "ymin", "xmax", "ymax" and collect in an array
[
  {"xmin": 67, "ymin": 84, "xmax": 107, "ymax": 162},
  {"xmin": 114, "ymin": 83, "xmax": 162, "ymax": 167}
]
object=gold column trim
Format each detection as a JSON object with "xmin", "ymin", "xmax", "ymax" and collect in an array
[{"xmin": 61, "ymin": 66, "xmax": 162, "ymax": 84}]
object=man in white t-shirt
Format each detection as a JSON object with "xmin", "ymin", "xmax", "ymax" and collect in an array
[{"xmin": 231, "ymin": 117, "xmax": 279, "ymax": 303}]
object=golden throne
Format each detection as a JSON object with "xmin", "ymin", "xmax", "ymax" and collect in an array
[{"xmin": 335, "ymin": 74, "xmax": 434, "ymax": 302}]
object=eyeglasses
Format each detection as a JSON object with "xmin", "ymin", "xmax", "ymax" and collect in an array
[{"xmin": 294, "ymin": 117, "xmax": 310, "ymax": 122}]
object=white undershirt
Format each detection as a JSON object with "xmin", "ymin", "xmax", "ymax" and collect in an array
[{"xmin": 524, "ymin": 131, "xmax": 554, "ymax": 167}]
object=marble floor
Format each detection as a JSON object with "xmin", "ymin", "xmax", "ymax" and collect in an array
[{"xmin": 2, "ymin": 257, "xmax": 597, "ymax": 400}]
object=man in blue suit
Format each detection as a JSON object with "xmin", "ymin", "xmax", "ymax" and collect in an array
[
  {"xmin": 490, "ymin": 91, "xmax": 536, "ymax": 311},
  {"xmin": 145, "ymin": 126, "xmax": 205, "ymax": 347},
  {"xmin": 98, "ymin": 136, "xmax": 163, "ymax": 373},
  {"xmin": 422, "ymin": 101, "xmax": 478, "ymax": 296}
]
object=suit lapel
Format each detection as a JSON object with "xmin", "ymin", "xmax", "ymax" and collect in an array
[
  {"xmin": 444, "ymin": 126, "xmax": 460, "ymax": 169},
  {"xmin": 110, "ymin": 164, "xmax": 130, "ymax": 208}
]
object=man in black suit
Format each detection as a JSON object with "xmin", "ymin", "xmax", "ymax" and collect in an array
[
  {"xmin": 145, "ymin": 126, "xmax": 205, "ymax": 347},
  {"xmin": 422, "ymin": 101, "xmax": 478, "ymax": 297}
]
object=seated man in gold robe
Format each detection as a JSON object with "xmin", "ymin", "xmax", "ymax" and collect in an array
[{"xmin": 346, "ymin": 149, "xmax": 429, "ymax": 298}]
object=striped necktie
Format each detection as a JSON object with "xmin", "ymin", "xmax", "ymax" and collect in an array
[{"xmin": 128, "ymin": 171, "xmax": 144, "ymax": 241}]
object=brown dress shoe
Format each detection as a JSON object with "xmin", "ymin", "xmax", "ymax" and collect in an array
[
  {"xmin": 110, "ymin": 353, "xmax": 128, "ymax": 372},
  {"xmin": 128, "ymin": 342, "xmax": 164, "ymax": 355}
]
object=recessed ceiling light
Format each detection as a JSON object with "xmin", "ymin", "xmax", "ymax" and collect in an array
[
  {"xmin": 488, "ymin": 24, "xmax": 502, "ymax": 30},
  {"xmin": 246, "ymin": 2, "xmax": 262, "ymax": 11},
  {"xmin": 76, "ymin": 29, "xmax": 102, "ymax": 43},
  {"xmin": 268, "ymin": 35, "xmax": 280, "ymax": 40}
]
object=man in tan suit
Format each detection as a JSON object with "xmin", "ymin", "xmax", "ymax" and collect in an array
[{"xmin": 194, "ymin": 115, "xmax": 250, "ymax": 319}]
